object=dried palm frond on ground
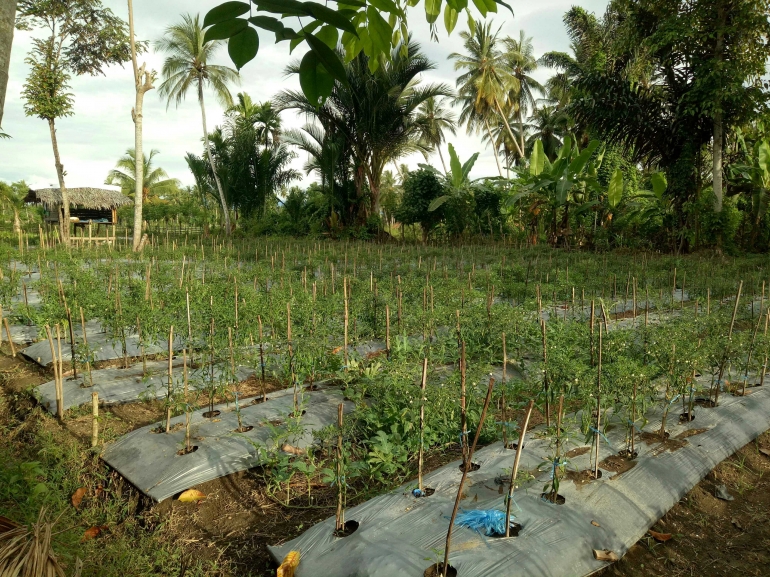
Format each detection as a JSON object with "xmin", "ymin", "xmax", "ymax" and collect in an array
[{"xmin": 0, "ymin": 508, "xmax": 74, "ymax": 577}]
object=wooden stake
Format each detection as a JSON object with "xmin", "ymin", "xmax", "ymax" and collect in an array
[
  {"xmin": 91, "ymin": 392, "xmax": 99, "ymax": 448},
  {"xmin": 335, "ymin": 403, "xmax": 345, "ymax": 531},
  {"xmin": 418, "ymin": 357, "xmax": 428, "ymax": 492},
  {"xmin": 442, "ymin": 377, "xmax": 495, "ymax": 577},
  {"xmin": 166, "ymin": 326, "xmax": 174, "ymax": 433},
  {"xmin": 594, "ymin": 327, "xmax": 603, "ymax": 479},
  {"xmin": 505, "ymin": 399, "xmax": 534, "ymax": 537}
]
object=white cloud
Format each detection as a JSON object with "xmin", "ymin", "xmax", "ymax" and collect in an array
[{"xmin": 0, "ymin": 0, "xmax": 609, "ymax": 190}]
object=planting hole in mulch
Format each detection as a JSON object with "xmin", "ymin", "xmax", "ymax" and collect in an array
[
  {"xmin": 150, "ymin": 423, "xmax": 184, "ymax": 434},
  {"xmin": 304, "ymin": 384, "xmax": 321, "ymax": 391},
  {"xmin": 566, "ymin": 469, "xmax": 601, "ymax": 487},
  {"xmin": 424, "ymin": 563, "xmax": 457, "ymax": 577},
  {"xmin": 488, "ymin": 522, "xmax": 522, "ymax": 538},
  {"xmin": 540, "ymin": 492, "xmax": 566, "ymax": 505},
  {"xmin": 616, "ymin": 449, "xmax": 638, "ymax": 460},
  {"xmin": 333, "ymin": 520, "xmax": 359, "ymax": 538},
  {"xmin": 202, "ymin": 410, "xmax": 221, "ymax": 419},
  {"xmin": 268, "ymin": 419, "xmax": 283, "ymax": 426},
  {"xmin": 412, "ymin": 487, "xmax": 435, "ymax": 497},
  {"xmin": 566, "ymin": 446, "xmax": 592, "ymax": 458},
  {"xmin": 459, "ymin": 462, "xmax": 481, "ymax": 472},
  {"xmin": 176, "ymin": 445, "xmax": 198, "ymax": 456},
  {"xmin": 234, "ymin": 426, "xmax": 254, "ymax": 433},
  {"xmin": 506, "ymin": 441, "xmax": 525, "ymax": 450},
  {"xmin": 679, "ymin": 412, "xmax": 696, "ymax": 422},
  {"xmin": 250, "ymin": 396, "xmax": 269, "ymax": 405},
  {"xmin": 600, "ymin": 455, "xmax": 638, "ymax": 475},
  {"xmin": 694, "ymin": 397, "xmax": 717, "ymax": 408},
  {"xmin": 289, "ymin": 410, "xmax": 307, "ymax": 418},
  {"xmin": 640, "ymin": 430, "xmax": 688, "ymax": 452}
]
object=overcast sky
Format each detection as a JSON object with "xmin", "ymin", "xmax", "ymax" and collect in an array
[{"xmin": 0, "ymin": 0, "xmax": 608, "ymax": 191}]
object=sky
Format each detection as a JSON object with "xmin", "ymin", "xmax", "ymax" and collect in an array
[{"xmin": 0, "ymin": 0, "xmax": 609, "ymax": 191}]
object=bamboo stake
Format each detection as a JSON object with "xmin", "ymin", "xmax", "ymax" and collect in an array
[
  {"xmin": 442, "ymin": 377, "xmax": 495, "ymax": 577},
  {"xmin": 418, "ymin": 357, "xmax": 428, "ymax": 493},
  {"xmin": 335, "ymin": 403, "xmax": 345, "ymax": 532},
  {"xmin": 460, "ymin": 340, "xmax": 468, "ymax": 466},
  {"xmin": 385, "ymin": 304, "xmax": 390, "ymax": 359},
  {"xmin": 3, "ymin": 317, "xmax": 15, "ymax": 357},
  {"xmin": 45, "ymin": 325, "xmax": 63, "ymax": 420},
  {"xmin": 541, "ymin": 319, "xmax": 550, "ymax": 427},
  {"xmin": 166, "ymin": 326, "xmax": 174, "ymax": 433},
  {"xmin": 505, "ymin": 399, "xmax": 534, "ymax": 537},
  {"xmin": 91, "ymin": 392, "xmax": 99, "ymax": 448},
  {"xmin": 80, "ymin": 307, "xmax": 92, "ymax": 386},
  {"xmin": 594, "ymin": 328, "xmax": 603, "ymax": 479}
]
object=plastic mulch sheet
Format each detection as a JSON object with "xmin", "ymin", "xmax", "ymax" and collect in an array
[
  {"xmin": 33, "ymin": 359, "xmax": 255, "ymax": 413},
  {"xmin": 268, "ymin": 382, "xmax": 770, "ymax": 577},
  {"xmin": 101, "ymin": 384, "xmax": 354, "ymax": 502}
]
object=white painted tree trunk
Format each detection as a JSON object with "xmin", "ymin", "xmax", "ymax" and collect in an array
[{"xmin": 48, "ymin": 118, "xmax": 70, "ymax": 244}]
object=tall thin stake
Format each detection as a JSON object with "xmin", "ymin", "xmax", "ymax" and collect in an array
[{"xmin": 505, "ymin": 399, "xmax": 534, "ymax": 537}]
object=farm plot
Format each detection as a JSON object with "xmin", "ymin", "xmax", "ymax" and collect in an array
[{"xmin": 1, "ymin": 238, "xmax": 770, "ymax": 576}]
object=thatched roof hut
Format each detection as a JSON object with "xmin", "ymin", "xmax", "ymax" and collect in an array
[{"xmin": 25, "ymin": 187, "xmax": 131, "ymax": 209}]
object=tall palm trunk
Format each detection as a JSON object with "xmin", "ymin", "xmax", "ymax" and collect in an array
[
  {"xmin": 199, "ymin": 81, "xmax": 231, "ymax": 234},
  {"xmin": 0, "ymin": 0, "xmax": 16, "ymax": 127},
  {"xmin": 484, "ymin": 118, "xmax": 503, "ymax": 177},
  {"xmin": 712, "ymin": 2, "xmax": 726, "ymax": 213},
  {"xmin": 494, "ymin": 99, "xmax": 524, "ymax": 159},
  {"xmin": 128, "ymin": 0, "xmax": 153, "ymax": 251},
  {"xmin": 517, "ymin": 109, "xmax": 526, "ymax": 163},
  {"xmin": 47, "ymin": 118, "xmax": 70, "ymax": 244},
  {"xmin": 437, "ymin": 147, "xmax": 448, "ymax": 173}
]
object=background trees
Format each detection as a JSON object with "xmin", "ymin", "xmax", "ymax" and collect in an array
[
  {"xmin": 156, "ymin": 13, "xmax": 240, "ymax": 234},
  {"xmin": 18, "ymin": 0, "xmax": 134, "ymax": 244}
]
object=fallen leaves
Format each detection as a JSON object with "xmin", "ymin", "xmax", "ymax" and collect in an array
[
  {"xmin": 648, "ymin": 530, "xmax": 673, "ymax": 542},
  {"xmin": 71, "ymin": 487, "xmax": 87, "ymax": 510},
  {"xmin": 178, "ymin": 489, "xmax": 206, "ymax": 503},
  {"xmin": 0, "ymin": 516, "xmax": 19, "ymax": 534},
  {"xmin": 81, "ymin": 525, "xmax": 108, "ymax": 542},
  {"xmin": 281, "ymin": 444, "xmax": 306, "ymax": 456},
  {"xmin": 591, "ymin": 520, "xmax": 601, "ymax": 527},
  {"xmin": 759, "ymin": 448, "xmax": 770, "ymax": 458},
  {"xmin": 592, "ymin": 549, "xmax": 618, "ymax": 562},
  {"xmin": 277, "ymin": 550, "xmax": 300, "ymax": 577}
]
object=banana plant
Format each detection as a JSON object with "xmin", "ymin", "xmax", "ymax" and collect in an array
[
  {"xmin": 426, "ymin": 143, "xmax": 480, "ymax": 213},
  {"xmin": 729, "ymin": 136, "xmax": 770, "ymax": 243},
  {"xmin": 507, "ymin": 136, "xmax": 604, "ymax": 246}
]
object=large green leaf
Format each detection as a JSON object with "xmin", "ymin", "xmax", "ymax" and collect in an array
[
  {"xmin": 228, "ymin": 27, "xmax": 259, "ymax": 69},
  {"xmin": 557, "ymin": 135, "xmax": 572, "ymax": 161},
  {"xmin": 650, "ymin": 172, "xmax": 667, "ymax": 200},
  {"xmin": 249, "ymin": 15, "xmax": 285, "ymax": 33},
  {"xmin": 443, "ymin": 4, "xmax": 458, "ymax": 33},
  {"xmin": 302, "ymin": 2, "xmax": 358, "ymax": 35},
  {"xmin": 367, "ymin": 0, "xmax": 402, "ymax": 14},
  {"xmin": 304, "ymin": 33, "xmax": 347, "ymax": 84},
  {"xmin": 254, "ymin": 0, "xmax": 308, "ymax": 16},
  {"xmin": 316, "ymin": 25, "xmax": 339, "ymax": 49},
  {"xmin": 299, "ymin": 50, "xmax": 334, "ymax": 105},
  {"xmin": 425, "ymin": 0, "xmax": 442, "ymax": 24},
  {"xmin": 428, "ymin": 195, "xmax": 451, "ymax": 212},
  {"xmin": 568, "ymin": 140, "xmax": 599, "ymax": 175},
  {"xmin": 608, "ymin": 168, "xmax": 623, "ymax": 208},
  {"xmin": 758, "ymin": 141, "xmax": 770, "ymax": 183},
  {"xmin": 203, "ymin": 19, "xmax": 248, "ymax": 43},
  {"xmin": 203, "ymin": 2, "xmax": 250, "ymax": 28},
  {"xmin": 530, "ymin": 140, "xmax": 545, "ymax": 176},
  {"xmin": 461, "ymin": 152, "xmax": 479, "ymax": 182},
  {"xmin": 448, "ymin": 143, "xmax": 462, "ymax": 188},
  {"xmin": 367, "ymin": 7, "xmax": 393, "ymax": 54}
]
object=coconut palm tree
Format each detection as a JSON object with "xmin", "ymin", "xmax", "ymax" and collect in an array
[
  {"xmin": 454, "ymin": 93, "xmax": 504, "ymax": 177},
  {"xmin": 449, "ymin": 22, "xmax": 524, "ymax": 160},
  {"xmin": 105, "ymin": 148, "xmax": 178, "ymax": 201},
  {"xmin": 501, "ymin": 31, "xmax": 543, "ymax": 161},
  {"xmin": 415, "ymin": 96, "xmax": 456, "ymax": 172},
  {"xmin": 155, "ymin": 13, "xmax": 239, "ymax": 233},
  {"xmin": 526, "ymin": 106, "xmax": 569, "ymax": 160},
  {"xmin": 278, "ymin": 38, "xmax": 450, "ymax": 221}
]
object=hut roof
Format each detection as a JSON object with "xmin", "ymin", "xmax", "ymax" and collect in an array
[{"xmin": 25, "ymin": 188, "xmax": 132, "ymax": 210}]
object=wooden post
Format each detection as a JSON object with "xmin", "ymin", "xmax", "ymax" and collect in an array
[
  {"xmin": 418, "ymin": 357, "xmax": 428, "ymax": 493},
  {"xmin": 442, "ymin": 377, "xmax": 495, "ymax": 577},
  {"xmin": 594, "ymin": 327, "xmax": 603, "ymax": 479},
  {"xmin": 343, "ymin": 279, "xmax": 349, "ymax": 370},
  {"xmin": 91, "ymin": 392, "xmax": 99, "ymax": 448},
  {"xmin": 335, "ymin": 403, "xmax": 345, "ymax": 531},
  {"xmin": 45, "ymin": 325, "xmax": 63, "ymax": 420},
  {"xmin": 166, "ymin": 326, "xmax": 174, "ymax": 433},
  {"xmin": 541, "ymin": 319, "xmax": 550, "ymax": 427},
  {"xmin": 460, "ymin": 340, "xmax": 468, "ymax": 467},
  {"xmin": 2, "ymin": 318, "xmax": 15, "ymax": 357},
  {"xmin": 385, "ymin": 304, "xmax": 390, "ymax": 359},
  {"xmin": 505, "ymin": 399, "xmax": 534, "ymax": 536},
  {"xmin": 80, "ymin": 307, "xmax": 92, "ymax": 386}
]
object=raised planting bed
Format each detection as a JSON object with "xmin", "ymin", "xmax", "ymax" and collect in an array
[
  {"xmin": 101, "ymin": 382, "xmax": 354, "ymax": 501},
  {"xmin": 268, "ymin": 383, "xmax": 770, "ymax": 577},
  {"xmin": 33, "ymin": 358, "xmax": 256, "ymax": 413}
]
